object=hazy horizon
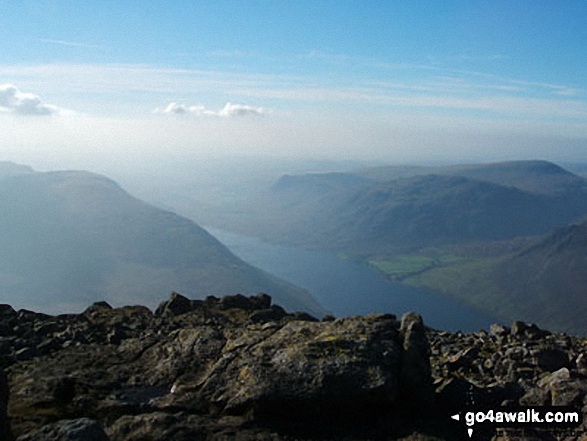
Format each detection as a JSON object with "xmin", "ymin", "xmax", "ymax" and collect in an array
[{"xmin": 1, "ymin": 1, "xmax": 587, "ymax": 173}]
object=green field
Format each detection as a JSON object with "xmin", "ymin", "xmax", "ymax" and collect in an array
[
  {"xmin": 369, "ymin": 253, "xmax": 511, "ymax": 319},
  {"xmin": 368, "ymin": 253, "xmax": 462, "ymax": 281}
]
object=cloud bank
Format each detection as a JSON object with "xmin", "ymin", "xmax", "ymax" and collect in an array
[
  {"xmin": 0, "ymin": 84, "xmax": 70, "ymax": 116},
  {"xmin": 154, "ymin": 102, "xmax": 266, "ymax": 117}
]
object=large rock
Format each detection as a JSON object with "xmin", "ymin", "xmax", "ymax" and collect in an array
[
  {"xmin": 154, "ymin": 292, "xmax": 193, "ymax": 317},
  {"xmin": 169, "ymin": 314, "xmax": 403, "ymax": 423},
  {"xmin": 15, "ymin": 418, "xmax": 109, "ymax": 441},
  {"xmin": 7, "ymin": 297, "xmax": 423, "ymax": 439},
  {"xmin": 399, "ymin": 312, "xmax": 434, "ymax": 415}
]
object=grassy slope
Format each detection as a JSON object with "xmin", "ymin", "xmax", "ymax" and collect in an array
[
  {"xmin": 373, "ymin": 223, "xmax": 587, "ymax": 334},
  {"xmin": 365, "ymin": 245, "xmax": 511, "ymax": 322}
]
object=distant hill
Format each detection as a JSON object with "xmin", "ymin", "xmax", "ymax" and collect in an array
[
  {"xmin": 263, "ymin": 161, "xmax": 587, "ymax": 254},
  {"xmin": 0, "ymin": 164, "xmax": 325, "ymax": 315},
  {"xmin": 0, "ymin": 161, "xmax": 34, "ymax": 177},
  {"xmin": 356, "ymin": 160, "xmax": 587, "ymax": 195},
  {"xmin": 325, "ymin": 174, "xmax": 584, "ymax": 253},
  {"xmin": 272, "ymin": 172, "xmax": 372, "ymax": 195}
]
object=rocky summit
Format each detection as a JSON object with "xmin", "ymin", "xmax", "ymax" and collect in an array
[{"xmin": 1, "ymin": 293, "xmax": 587, "ymax": 440}]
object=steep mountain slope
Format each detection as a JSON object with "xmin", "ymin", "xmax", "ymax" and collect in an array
[
  {"xmin": 329, "ymin": 174, "xmax": 577, "ymax": 253},
  {"xmin": 405, "ymin": 220, "xmax": 587, "ymax": 334},
  {"xmin": 491, "ymin": 220, "xmax": 587, "ymax": 332},
  {"xmin": 0, "ymin": 165, "xmax": 324, "ymax": 315},
  {"xmin": 264, "ymin": 166, "xmax": 587, "ymax": 255}
]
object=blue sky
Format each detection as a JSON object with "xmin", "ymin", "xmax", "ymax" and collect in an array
[{"xmin": 1, "ymin": 1, "xmax": 587, "ymax": 168}]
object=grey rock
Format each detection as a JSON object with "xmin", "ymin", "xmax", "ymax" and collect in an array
[
  {"xmin": 248, "ymin": 308, "xmax": 285, "ymax": 323},
  {"xmin": 14, "ymin": 347, "xmax": 37, "ymax": 362},
  {"xmin": 399, "ymin": 312, "xmax": 434, "ymax": 414},
  {"xmin": 154, "ymin": 292, "xmax": 192, "ymax": 317},
  {"xmin": 576, "ymin": 352, "xmax": 587, "ymax": 375},
  {"xmin": 6, "ymin": 293, "xmax": 587, "ymax": 441},
  {"xmin": 107, "ymin": 412, "xmax": 206, "ymax": 441},
  {"xmin": 185, "ymin": 316, "xmax": 403, "ymax": 419},
  {"xmin": 489, "ymin": 323, "xmax": 509, "ymax": 337},
  {"xmin": 16, "ymin": 418, "xmax": 109, "ymax": 441},
  {"xmin": 218, "ymin": 293, "xmax": 256, "ymax": 310},
  {"xmin": 511, "ymin": 320, "xmax": 528, "ymax": 337}
]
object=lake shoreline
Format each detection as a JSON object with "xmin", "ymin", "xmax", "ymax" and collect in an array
[{"xmin": 205, "ymin": 226, "xmax": 500, "ymax": 333}]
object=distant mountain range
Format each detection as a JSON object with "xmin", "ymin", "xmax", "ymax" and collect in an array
[
  {"xmin": 266, "ymin": 160, "xmax": 587, "ymax": 255},
  {"xmin": 356, "ymin": 160, "xmax": 587, "ymax": 195},
  {"xmin": 0, "ymin": 162, "xmax": 324, "ymax": 315},
  {"xmin": 197, "ymin": 159, "xmax": 587, "ymax": 333}
]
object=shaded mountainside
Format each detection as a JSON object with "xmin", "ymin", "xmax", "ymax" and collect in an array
[
  {"xmin": 265, "ymin": 163, "xmax": 587, "ymax": 254},
  {"xmin": 488, "ymin": 220, "xmax": 587, "ymax": 333},
  {"xmin": 402, "ymin": 220, "xmax": 587, "ymax": 335},
  {"xmin": 2, "ymin": 293, "xmax": 587, "ymax": 440},
  {"xmin": 0, "ymin": 164, "xmax": 324, "ymax": 316},
  {"xmin": 356, "ymin": 160, "xmax": 587, "ymax": 196},
  {"xmin": 156, "ymin": 159, "xmax": 587, "ymax": 255},
  {"xmin": 322, "ymin": 174, "xmax": 587, "ymax": 254}
]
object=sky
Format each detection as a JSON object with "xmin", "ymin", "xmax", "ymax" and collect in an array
[{"xmin": 1, "ymin": 0, "xmax": 587, "ymax": 171}]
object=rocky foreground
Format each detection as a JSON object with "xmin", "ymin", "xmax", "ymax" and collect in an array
[{"xmin": 1, "ymin": 293, "xmax": 587, "ymax": 441}]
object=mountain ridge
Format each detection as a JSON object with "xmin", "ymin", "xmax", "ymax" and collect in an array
[{"xmin": 0, "ymin": 163, "xmax": 325, "ymax": 316}]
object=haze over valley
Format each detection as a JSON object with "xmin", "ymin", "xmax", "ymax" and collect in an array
[
  {"xmin": 0, "ymin": 161, "xmax": 323, "ymax": 316},
  {"xmin": 108, "ymin": 157, "xmax": 587, "ymax": 334}
]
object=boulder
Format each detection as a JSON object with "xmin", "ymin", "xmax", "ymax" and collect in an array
[
  {"xmin": 106, "ymin": 412, "xmax": 206, "ymax": 441},
  {"xmin": 399, "ymin": 312, "xmax": 434, "ymax": 414},
  {"xmin": 576, "ymin": 352, "xmax": 587, "ymax": 375},
  {"xmin": 154, "ymin": 292, "xmax": 193, "ymax": 317},
  {"xmin": 15, "ymin": 418, "xmax": 109, "ymax": 441},
  {"xmin": 489, "ymin": 323, "xmax": 509, "ymax": 337},
  {"xmin": 534, "ymin": 348, "xmax": 569, "ymax": 372},
  {"xmin": 185, "ymin": 315, "xmax": 403, "ymax": 422}
]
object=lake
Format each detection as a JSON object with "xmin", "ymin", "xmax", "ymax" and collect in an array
[{"xmin": 207, "ymin": 227, "xmax": 499, "ymax": 332}]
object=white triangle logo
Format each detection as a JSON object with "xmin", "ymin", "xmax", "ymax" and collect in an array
[
  {"xmin": 451, "ymin": 414, "xmax": 460, "ymax": 421},
  {"xmin": 468, "ymin": 428, "xmax": 473, "ymax": 438}
]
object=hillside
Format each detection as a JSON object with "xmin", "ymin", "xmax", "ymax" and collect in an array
[
  {"xmin": 321, "ymin": 173, "xmax": 587, "ymax": 254},
  {"xmin": 89, "ymin": 159, "xmax": 587, "ymax": 334},
  {"xmin": 402, "ymin": 220, "xmax": 587, "ymax": 334},
  {"xmin": 356, "ymin": 160, "xmax": 587, "ymax": 195},
  {"xmin": 0, "ymin": 164, "xmax": 324, "ymax": 316},
  {"xmin": 208, "ymin": 160, "xmax": 587, "ymax": 253},
  {"xmin": 261, "ymin": 162, "xmax": 587, "ymax": 255},
  {"xmin": 496, "ymin": 221, "xmax": 587, "ymax": 331}
]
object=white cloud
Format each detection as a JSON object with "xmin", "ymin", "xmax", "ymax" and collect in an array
[
  {"xmin": 158, "ymin": 102, "xmax": 190, "ymax": 114},
  {"xmin": 154, "ymin": 101, "xmax": 265, "ymax": 117},
  {"xmin": 217, "ymin": 102, "xmax": 265, "ymax": 117},
  {"xmin": 0, "ymin": 84, "xmax": 70, "ymax": 116}
]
